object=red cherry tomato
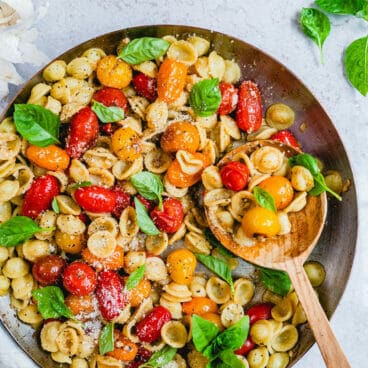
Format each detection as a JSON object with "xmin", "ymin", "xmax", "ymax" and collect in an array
[
  {"xmin": 65, "ymin": 106, "xmax": 99, "ymax": 159},
  {"xmin": 74, "ymin": 185, "xmax": 117, "ymax": 213},
  {"xmin": 220, "ymin": 161, "xmax": 250, "ymax": 191},
  {"xmin": 132, "ymin": 72, "xmax": 157, "ymax": 102},
  {"xmin": 234, "ymin": 337, "xmax": 256, "ymax": 356},
  {"xmin": 218, "ymin": 82, "xmax": 238, "ymax": 115},
  {"xmin": 96, "ymin": 270, "xmax": 126, "ymax": 321},
  {"xmin": 111, "ymin": 186, "xmax": 131, "ymax": 218},
  {"xmin": 93, "ymin": 87, "xmax": 128, "ymax": 112},
  {"xmin": 127, "ymin": 346, "xmax": 152, "ymax": 368},
  {"xmin": 270, "ymin": 129, "xmax": 300, "ymax": 149},
  {"xmin": 136, "ymin": 306, "xmax": 172, "ymax": 343},
  {"xmin": 133, "ymin": 195, "xmax": 155, "ymax": 213},
  {"xmin": 62, "ymin": 262, "xmax": 97, "ymax": 296},
  {"xmin": 32, "ymin": 255, "xmax": 66, "ymax": 285},
  {"xmin": 150, "ymin": 197, "xmax": 184, "ymax": 233},
  {"xmin": 246, "ymin": 303, "xmax": 273, "ymax": 324},
  {"xmin": 236, "ymin": 81, "xmax": 262, "ymax": 133},
  {"xmin": 100, "ymin": 123, "xmax": 118, "ymax": 136},
  {"xmin": 22, "ymin": 175, "xmax": 60, "ymax": 219}
]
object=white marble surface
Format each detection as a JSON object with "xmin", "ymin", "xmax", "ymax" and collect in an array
[{"xmin": 0, "ymin": 0, "xmax": 367, "ymax": 367}]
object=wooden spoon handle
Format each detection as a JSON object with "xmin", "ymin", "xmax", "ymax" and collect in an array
[{"xmin": 284, "ymin": 259, "xmax": 351, "ymax": 368}]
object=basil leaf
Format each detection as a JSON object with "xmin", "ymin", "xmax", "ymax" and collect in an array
[
  {"xmin": 253, "ymin": 187, "xmax": 277, "ymax": 213},
  {"xmin": 51, "ymin": 197, "xmax": 60, "ymax": 214},
  {"xmin": 203, "ymin": 317, "xmax": 249, "ymax": 360},
  {"xmin": 189, "ymin": 78, "xmax": 221, "ymax": 117},
  {"xmin": 119, "ymin": 37, "xmax": 170, "ymax": 65},
  {"xmin": 300, "ymin": 8, "xmax": 331, "ymax": 63},
  {"xmin": 207, "ymin": 360, "xmax": 231, "ymax": 368},
  {"xmin": 126, "ymin": 264, "xmax": 146, "ymax": 290},
  {"xmin": 192, "ymin": 314, "xmax": 220, "ymax": 352},
  {"xmin": 219, "ymin": 350, "xmax": 246, "ymax": 368},
  {"xmin": 70, "ymin": 181, "xmax": 92, "ymax": 189},
  {"xmin": 99, "ymin": 322, "xmax": 115, "ymax": 355},
  {"xmin": 195, "ymin": 254, "xmax": 234, "ymax": 293},
  {"xmin": 259, "ymin": 267, "xmax": 292, "ymax": 296},
  {"xmin": 131, "ymin": 171, "xmax": 163, "ymax": 208},
  {"xmin": 0, "ymin": 216, "xmax": 49, "ymax": 247},
  {"xmin": 92, "ymin": 100, "xmax": 124, "ymax": 123},
  {"xmin": 204, "ymin": 228, "xmax": 234, "ymax": 259},
  {"xmin": 134, "ymin": 197, "xmax": 160, "ymax": 235},
  {"xmin": 32, "ymin": 286, "xmax": 74, "ymax": 319},
  {"xmin": 316, "ymin": 0, "xmax": 368, "ymax": 20},
  {"xmin": 140, "ymin": 345, "xmax": 177, "ymax": 367},
  {"xmin": 13, "ymin": 104, "xmax": 60, "ymax": 147},
  {"xmin": 344, "ymin": 36, "xmax": 368, "ymax": 96}
]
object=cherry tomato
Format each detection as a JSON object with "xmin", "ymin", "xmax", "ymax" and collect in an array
[
  {"xmin": 136, "ymin": 305, "xmax": 172, "ymax": 343},
  {"xmin": 258, "ymin": 176, "xmax": 294, "ymax": 210},
  {"xmin": 74, "ymin": 185, "xmax": 117, "ymax": 213},
  {"xmin": 150, "ymin": 197, "xmax": 184, "ymax": 233},
  {"xmin": 236, "ymin": 81, "xmax": 262, "ymax": 133},
  {"xmin": 93, "ymin": 87, "xmax": 128, "ymax": 112},
  {"xmin": 65, "ymin": 294, "xmax": 95, "ymax": 316},
  {"xmin": 133, "ymin": 195, "xmax": 155, "ymax": 212},
  {"xmin": 82, "ymin": 245, "xmax": 125, "ymax": 271},
  {"xmin": 26, "ymin": 145, "xmax": 70, "ymax": 171},
  {"xmin": 96, "ymin": 270, "xmax": 126, "ymax": 321},
  {"xmin": 32, "ymin": 255, "xmax": 66, "ymax": 285},
  {"xmin": 65, "ymin": 106, "xmax": 99, "ymax": 159},
  {"xmin": 112, "ymin": 127, "xmax": 142, "ymax": 161},
  {"xmin": 132, "ymin": 72, "xmax": 157, "ymax": 102},
  {"xmin": 166, "ymin": 249, "xmax": 197, "ymax": 285},
  {"xmin": 182, "ymin": 297, "xmax": 218, "ymax": 315},
  {"xmin": 22, "ymin": 175, "xmax": 60, "ymax": 219},
  {"xmin": 241, "ymin": 207, "xmax": 280, "ymax": 238},
  {"xmin": 107, "ymin": 331, "xmax": 138, "ymax": 362},
  {"xmin": 97, "ymin": 55, "xmax": 132, "ymax": 89},
  {"xmin": 218, "ymin": 82, "xmax": 238, "ymax": 115},
  {"xmin": 234, "ymin": 337, "xmax": 256, "ymax": 356},
  {"xmin": 123, "ymin": 276, "xmax": 151, "ymax": 307},
  {"xmin": 246, "ymin": 303, "xmax": 273, "ymax": 324},
  {"xmin": 100, "ymin": 123, "xmax": 118, "ymax": 136},
  {"xmin": 157, "ymin": 59, "xmax": 187, "ymax": 103},
  {"xmin": 62, "ymin": 262, "xmax": 97, "ymax": 296},
  {"xmin": 270, "ymin": 129, "xmax": 300, "ymax": 149},
  {"xmin": 220, "ymin": 161, "xmax": 250, "ymax": 191},
  {"xmin": 127, "ymin": 347, "xmax": 152, "ymax": 368},
  {"xmin": 111, "ymin": 186, "xmax": 131, "ymax": 218}
]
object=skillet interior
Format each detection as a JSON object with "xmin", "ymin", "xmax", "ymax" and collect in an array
[{"xmin": 0, "ymin": 25, "xmax": 358, "ymax": 367}]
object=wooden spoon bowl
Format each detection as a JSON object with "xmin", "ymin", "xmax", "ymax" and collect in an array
[{"xmin": 205, "ymin": 140, "xmax": 350, "ymax": 368}]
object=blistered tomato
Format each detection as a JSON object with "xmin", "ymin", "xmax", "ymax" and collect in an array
[
  {"xmin": 246, "ymin": 303, "xmax": 273, "ymax": 324},
  {"xmin": 32, "ymin": 255, "xmax": 66, "ymax": 285},
  {"xmin": 270, "ymin": 129, "xmax": 300, "ymax": 150},
  {"xmin": 220, "ymin": 161, "xmax": 250, "ymax": 191},
  {"xmin": 132, "ymin": 72, "xmax": 157, "ymax": 102},
  {"xmin": 166, "ymin": 249, "xmax": 197, "ymax": 285},
  {"xmin": 150, "ymin": 197, "xmax": 184, "ymax": 233},
  {"xmin": 218, "ymin": 82, "xmax": 238, "ymax": 115},
  {"xmin": 258, "ymin": 176, "xmax": 294, "ymax": 210},
  {"xmin": 74, "ymin": 186, "xmax": 117, "ymax": 213},
  {"xmin": 107, "ymin": 331, "xmax": 138, "ymax": 362},
  {"xmin": 62, "ymin": 262, "xmax": 97, "ymax": 296},
  {"xmin": 241, "ymin": 207, "xmax": 281, "ymax": 238},
  {"xmin": 182, "ymin": 297, "xmax": 218, "ymax": 315}
]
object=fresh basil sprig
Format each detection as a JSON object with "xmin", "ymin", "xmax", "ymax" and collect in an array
[
  {"xmin": 13, "ymin": 104, "xmax": 60, "ymax": 147},
  {"xmin": 70, "ymin": 181, "xmax": 92, "ymax": 189},
  {"xmin": 99, "ymin": 322, "xmax": 115, "ymax": 355},
  {"xmin": 344, "ymin": 35, "xmax": 368, "ymax": 96},
  {"xmin": 203, "ymin": 317, "xmax": 249, "ymax": 360},
  {"xmin": 195, "ymin": 253, "xmax": 234, "ymax": 293},
  {"xmin": 259, "ymin": 267, "xmax": 292, "ymax": 296},
  {"xmin": 119, "ymin": 37, "xmax": 170, "ymax": 65},
  {"xmin": 300, "ymin": 8, "xmax": 331, "ymax": 64},
  {"xmin": 131, "ymin": 171, "xmax": 163, "ymax": 208},
  {"xmin": 204, "ymin": 228, "xmax": 234, "ymax": 259},
  {"xmin": 315, "ymin": 0, "xmax": 368, "ymax": 21},
  {"xmin": 289, "ymin": 153, "xmax": 342, "ymax": 200},
  {"xmin": 134, "ymin": 197, "xmax": 160, "ymax": 235},
  {"xmin": 51, "ymin": 197, "xmax": 60, "ymax": 214},
  {"xmin": 32, "ymin": 286, "xmax": 74, "ymax": 319},
  {"xmin": 126, "ymin": 264, "xmax": 146, "ymax": 291},
  {"xmin": 253, "ymin": 187, "xmax": 277, "ymax": 213},
  {"xmin": 189, "ymin": 78, "xmax": 221, "ymax": 117},
  {"xmin": 192, "ymin": 314, "xmax": 220, "ymax": 353},
  {"xmin": 92, "ymin": 100, "xmax": 124, "ymax": 123},
  {"xmin": 218, "ymin": 350, "xmax": 247, "ymax": 368},
  {"xmin": 0, "ymin": 216, "xmax": 53, "ymax": 247},
  {"xmin": 139, "ymin": 345, "xmax": 177, "ymax": 367}
]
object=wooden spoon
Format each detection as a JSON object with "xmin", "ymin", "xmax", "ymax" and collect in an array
[{"xmin": 205, "ymin": 140, "xmax": 350, "ymax": 368}]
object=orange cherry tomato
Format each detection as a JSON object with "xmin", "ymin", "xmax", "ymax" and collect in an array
[
  {"xmin": 97, "ymin": 55, "xmax": 132, "ymax": 89},
  {"xmin": 166, "ymin": 249, "xmax": 197, "ymax": 285},
  {"xmin": 201, "ymin": 312, "xmax": 224, "ymax": 331},
  {"xmin": 107, "ymin": 332, "xmax": 138, "ymax": 362},
  {"xmin": 111, "ymin": 127, "xmax": 142, "ymax": 161},
  {"xmin": 157, "ymin": 59, "xmax": 187, "ymax": 103},
  {"xmin": 182, "ymin": 297, "xmax": 218, "ymax": 315},
  {"xmin": 258, "ymin": 176, "xmax": 294, "ymax": 210},
  {"xmin": 26, "ymin": 145, "xmax": 70, "ymax": 171},
  {"xmin": 241, "ymin": 206, "xmax": 281, "ymax": 238},
  {"xmin": 160, "ymin": 121, "xmax": 200, "ymax": 153},
  {"xmin": 166, "ymin": 152, "xmax": 210, "ymax": 188},
  {"xmin": 65, "ymin": 294, "xmax": 95, "ymax": 316},
  {"xmin": 82, "ymin": 246, "xmax": 124, "ymax": 271},
  {"xmin": 123, "ymin": 276, "xmax": 151, "ymax": 307}
]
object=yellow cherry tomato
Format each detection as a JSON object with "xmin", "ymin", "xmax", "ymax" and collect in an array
[
  {"xmin": 166, "ymin": 248, "xmax": 197, "ymax": 285},
  {"xmin": 241, "ymin": 207, "xmax": 281, "ymax": 238},
  {"xmin": 111, "ymin": 127, "xmax": 142, "ymax": 161},
  {"xmin": 258, "ymin": 176, "xmax": 294, "ymax": 210},
  {"xmin": 96, "ymin": 55, "xmax": 132, "ymax": 88}
]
